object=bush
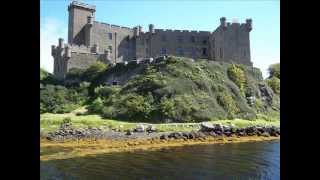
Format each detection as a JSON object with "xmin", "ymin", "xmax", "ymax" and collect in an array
[
  {"xmin": 83, "ymin": 61, "xmax": 108, "ymax": 81},
  {"xmin": 227, "ymin": 64, "xmax": 247, "ymax": 94},
  {"xmin": 158, "ymin": 96, "xmax": 176, "ymax": 119},
  {"xmin": 101, "ymin": 106, "xmax": 116, "ymax": 119},
  {"xmin": 40, "ymin": 84, "xmax": 87, "ymax": 113},
  {"xmin": 94, "ymin": 85, "xmax": 121, "ymax": 99},
  {"xmin": 87, "ymin": 97, "xmax": 104, "ymax": 114},
  {"xmin": 217, "ymin": 92, "xmax": 240, "ymax": 117},
  {"xmin": 66, "ymin": 68, "xmax": 86, "ymax": 80},
  {"xmin": 268, "ymin": 63, "xmax": 280, "ymax": 79},
  {"xmin": 266, "ymin": 77, "xmax": 280, "ymax": 94},
  {"xmin": 62, "ymin": 117, "xmax": 72, "ymax": 124}
]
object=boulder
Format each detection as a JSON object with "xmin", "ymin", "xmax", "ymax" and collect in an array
[
  {"xmin": 169, "ymin": 132, "xmax": 183, "ymax": 139},
  {"xmin": 224, "ymin": 131, "xmax": 232, "ymax": 137},
  {"xmin": 146, "ymin": 125, "xmax": 157, "ymax": 133},
  {"xmin": 261, "ymin": 132, "xmax": 270, "ymax": 137},
  {"xmin": 200, "ymin": 122, "xmax": 215, "ymax": 132},
  {"xmin": 182, "ymin": 132, "xmax": 190, "ymax": 139},
  {"xmin": 213, "ymin": 124, "xmax": 223, "ymax": 132},
  {"xmin": 134, "ymin": 124, "xmax": 145, "ymax": 132},
  {"xmin": 209, "ymin": 131, "xmax": 217, "ymax": 137},
  {"xmin": 160, "ymin": 134, "xmax": 168, "ymax": 140},
  {"xmin": 126, "ymin": 130, "xmax": 132, "ymax": 136}
]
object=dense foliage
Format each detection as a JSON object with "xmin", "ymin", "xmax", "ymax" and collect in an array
[
  {"xmin": 268, "ymin": 63, "xmax": 280, "ymax": 79},
  {"xmin": 227, "ymin": 64, "xmax": 247, "ymax": 95},
  {"xmin": 266, "ymin": 63, "xmax": 280, "ymax": 94},
  {"xmin": 41, "ymin": 57, "xmax": 280, "ymax": 122}
]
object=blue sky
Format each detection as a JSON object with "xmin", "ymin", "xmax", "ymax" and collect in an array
[{"xmin": 41, "ymin": 0, "xmax": 279, "ymax": 78}]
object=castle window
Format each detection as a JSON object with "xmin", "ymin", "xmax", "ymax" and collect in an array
[
  {"xmin": 108, "ymin": 46, "xmax": 112, "ymax": 51},
  {"xmin": 220, "ymin": 48, "xmax": 223, "ymax": 59},
  {"xmin": 146, "ymin": 48, "xmax": 148, "ymax": 54},
  {"xmin": 202, "ymin": 40, "xmax": 207, "ymax": 44},
  {"xmin": 177, "ymin": 48, "xmax": 184, "ymax": 55},
  {"xmin": 177, "ymin": 36, "xmax": 183, "ymax": 43},
  {"xmin": 126, "ymin": 35, "xmax": 130, "ymax": 42},
  {"xmin": 160, "ymin": 48, "xmax": 167, "ymax": 55},
  {"xmin": 108, "ymin": 33, "xmax": 112, "ymax": 40},
  {"xmin": 244, "ymin": 50, "xmax": 246, "ymax": 56},
  {"xmin": 202, "ymin": 48, "xmax": 207, "ymax": 56},
  {"xmin": 191, "ymin": 36, "xmax": 196, "ymax": 43},
  {"xmin": 161, "ymin": 35, "xmax": 167, "ymax": 42}
]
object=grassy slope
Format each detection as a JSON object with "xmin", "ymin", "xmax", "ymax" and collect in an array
[{"xmin": 90, "ymin": 56, "xmax": 279, "ymax": 122}]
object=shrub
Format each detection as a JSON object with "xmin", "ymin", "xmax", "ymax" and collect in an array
[
  {"xmin": 83, "ymin": 61, "xmax": 108, "ymax": 81},
  {"xmin": 94, "ymin": 85, "xmax": 121, "ymax": 99},
  {"xmin": 268, "ymin": 63, "xmax": 280, "ymax": 79},
  {"xmin": 40, "ymin": 85, "xmax": 87, "ymax": 113},
  {"xmin": 62, "ymin": 117, "xmax": 72, "ymax": 124},
  {"xmin": 101, "ymin": 106, "xmax": 116, "ymax": 119},
  {"xmin": 121, "ymin": 94, "xmax": 153, "ymax": 120},
  {"xmin": 158, "ymin": 96, "xmax": 176, "ymax": 119},
  {"xmin": 266, "ymin": 77, "xmax": 280, "ymax": 94},
  {"xmin": 217, "ymin": 92, "xmax": 240, "ymax": 116},
  {"xmin": 87, "ymin": 97, "xmax": 104, "ymax": 114},
  {"xmin": 227, "ymin": 64, "xmax": 247, "ymax": 94},
  {"xmin": 66, "ymin": 68, "xmax": 86, "ymax": 80}
]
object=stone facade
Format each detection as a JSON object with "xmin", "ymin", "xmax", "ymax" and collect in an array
[{"xmin": 52, "ymin": 1, "xmax": 253, "ymax": 79}]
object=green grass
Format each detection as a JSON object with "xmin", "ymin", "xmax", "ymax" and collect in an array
[{"xmin": 41, "ymin": 110, "xmax": 279, "ymax": 134}]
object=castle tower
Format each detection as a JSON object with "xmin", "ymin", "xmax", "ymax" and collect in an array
[{"xmin": 68, "ymin": 1, "xmax": 96, "ymax": 46}]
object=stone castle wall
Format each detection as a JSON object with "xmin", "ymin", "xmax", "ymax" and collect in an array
[{"xmin": 52, "ymin": 1, "xmax": 253, "ymax": 79}]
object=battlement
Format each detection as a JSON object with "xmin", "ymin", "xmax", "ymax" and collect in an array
[
  {"xmin": 69, "ymin": 1, "xmax": 96, "ymax": 11},
  {"xmin": 154, "ymin": 29, "xmax": 212, "ymax": 35},
  {"xmin": 219, "ymin": 17, "xmax": 253, "ymax": 31},
  {"xmin": 93, "ymin": 21, "xmax": 134, "ymax": 31}
]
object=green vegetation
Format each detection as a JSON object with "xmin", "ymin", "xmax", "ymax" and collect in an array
[
  {"xmin": 41, "ymin": 56, "xmax": 280, "ymax": 123},
  {"xmin": 268, "ymin": 63, "xmax": 280, "ymax": 79},
  {"xmin": 266, "ymin": 63, "xmax": 280, "ymax": 94},
  {"xmin": 40, "ymin": 84, "xmax": 89, "ymax": 114},
  {"xmin": 40, "ymin": 111, "xmax": 279, "ymax": 134},
  {"xmin": 227, "ymin": 64, "xmax": 247, "ymax": 94},
  {"xmin": 266, "ymin": 77, "xmax": 280, "ymax": 94}
]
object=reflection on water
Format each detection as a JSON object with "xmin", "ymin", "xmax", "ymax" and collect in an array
[{"xmin": 41, "ymin": 140, "xmax": 280, "ymax": 180}]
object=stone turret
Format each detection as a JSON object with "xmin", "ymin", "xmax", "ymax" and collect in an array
[
  {"xmin": 220, "ymin": 17, "xmax": 227, "ymax": 29},
  {"xmin": 149, "ymin": 24, "xmax": 155, "ymax": 34},
  {"xmin": 58, "ymin": 38, "xmax": 64, "ymax": 48},
  {"xmin": 68, "ymin": 1, "xmax": 96, "ymax": 45},
  {"xmin": 134, "ymin": 26, "xmax": 139, "ymax": 37},
  {"xmin": 65, "ymin": 45, "xmax": 71, "ymax": 58},
  {"xmin": 246, "ymin": 18, "xmax": 252, "ymax": 31},
  {"xmin": 51, "ymin": 45, "xmax": 56, "ymax": 56}
]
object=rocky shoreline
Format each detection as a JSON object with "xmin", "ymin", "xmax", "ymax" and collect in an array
[{"xmin": 44, "ymin": 122, "xmax": 280, "ymax": 142}]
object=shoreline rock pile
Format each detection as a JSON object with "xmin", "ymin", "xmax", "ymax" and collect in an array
[{"xmin": 44, "ymin": 121, "xmax": 279, "ymax": 142}]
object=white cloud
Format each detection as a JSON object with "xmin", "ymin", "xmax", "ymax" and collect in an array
[{"xmin": 40, "ymin": 17, "xmax": 67, "ymax": 73}]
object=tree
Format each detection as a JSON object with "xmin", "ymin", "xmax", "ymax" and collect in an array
[
  {"xmin": 268, "ymin": 63, "xmax": 280, "ymax": 79},
  {"xmin": 83, "ymin": 61, "xmax": 108, "ymax": 81}
]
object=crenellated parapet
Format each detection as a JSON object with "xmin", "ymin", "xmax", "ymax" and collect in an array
[{"xmin": 218, "ymin": 17, "xmax": 253, "ymax": 32}]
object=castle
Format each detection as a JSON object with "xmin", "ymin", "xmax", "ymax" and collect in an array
[{"xmin": 52, "ymin": 1, "xmax": 253, "ymax": 79}]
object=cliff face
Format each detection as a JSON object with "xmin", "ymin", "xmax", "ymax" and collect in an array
[{"xmin": 90, "ymin": 56, "xmax": 279, "ymax": 122}]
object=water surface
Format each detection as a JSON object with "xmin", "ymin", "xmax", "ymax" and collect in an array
[{"xmin": 41, "ymin": 140, "xmax": 280, "ymax": 180}]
